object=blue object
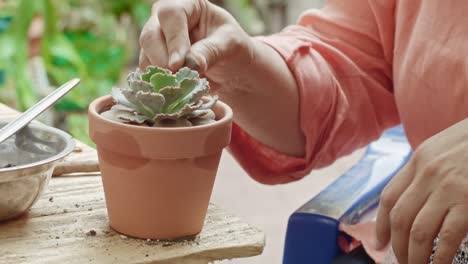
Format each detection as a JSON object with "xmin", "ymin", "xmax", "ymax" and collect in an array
[
  {"xmin": 283, "ymin": 125, "xmax": 412, "ymax": 264},
  {"xmin": 0, "ymin": 16, "xmax": 12, "ymax": 32},
  {"xmin": 0, "ymin": 71, "xmax": 5, "ymax": 86},
  {"xmin": 0, "ymin": 16, "xmax": 12, "ymax": 86}
]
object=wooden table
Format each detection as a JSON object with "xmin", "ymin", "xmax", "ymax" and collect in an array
[{"xmin": 0, "ymin": 103, "xmax": 265, "ymax": 264}]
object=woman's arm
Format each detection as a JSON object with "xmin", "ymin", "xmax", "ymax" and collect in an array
[
  {"xmin": 228, "ymin": 1, "xmax": 401, "ymax": 184},
  {"xmin": 139, "ymin": 0, "xmax": 400, "ymax": 184},
  {"xmin": 217, "ymin": 39, "xmax": 305, "ymax": 157}
]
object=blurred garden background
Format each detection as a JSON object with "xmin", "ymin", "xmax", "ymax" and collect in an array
[{"xmin": 0, "ymin": 0, "xmax": 322, "ymax": 146}]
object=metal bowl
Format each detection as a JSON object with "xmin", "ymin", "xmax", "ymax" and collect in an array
[{"xmin": 0, "ymin": 122, "xmax": 75, "ymax": 221}]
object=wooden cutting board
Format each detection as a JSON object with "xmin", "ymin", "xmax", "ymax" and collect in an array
[
  {"xmin": 0, "ymin": 103, "xmax": 100, "ymax": 176},
  {"xmin": 52, "ymin": 140, "xmax": 100, "ymax": 176}
]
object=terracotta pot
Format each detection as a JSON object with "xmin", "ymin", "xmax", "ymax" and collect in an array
[{"xmin": 88, "ymin": 95, "xmax": 233, "ymax": 239}]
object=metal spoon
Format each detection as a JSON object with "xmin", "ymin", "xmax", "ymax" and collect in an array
[{"xmin": 0, "ymin": 78, "xmax": 80, "ymax": 144}]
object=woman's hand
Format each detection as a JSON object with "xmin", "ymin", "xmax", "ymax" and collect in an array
[
  {"xmin": 139, "ymin": 0, "xmax": 254, "ymax": 91},
  {"xmin": 138, "ymin": 0, "xmax": 305, "ymax": 157},
  {"xmin": 376, "ymin": 118, "xmax": 468, "ymax": 264}
]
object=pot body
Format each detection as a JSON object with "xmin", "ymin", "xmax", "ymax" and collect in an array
[{"xmin": 88, "ymin": 96, "xmax": 232, "ymax": 239}]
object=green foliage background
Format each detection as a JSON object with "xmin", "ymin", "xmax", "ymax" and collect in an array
[{"xmin": 0, "ymin": 0, "xmax": 270, "ymax": 146}]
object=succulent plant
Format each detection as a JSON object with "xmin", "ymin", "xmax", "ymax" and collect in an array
[{"xmin": 101, "ymin": 66, "xmax": 217, "ymax": 127}]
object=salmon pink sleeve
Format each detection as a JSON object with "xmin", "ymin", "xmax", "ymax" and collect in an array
[{"xmin": 228, "ymin": 0, "xmax": 400, "ymax": 185}]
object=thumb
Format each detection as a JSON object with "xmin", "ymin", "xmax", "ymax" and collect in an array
[{"xmin": 185, "ymin": 32, "xmax": 230, "ymax": 73}]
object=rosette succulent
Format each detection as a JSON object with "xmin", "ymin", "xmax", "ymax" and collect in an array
[{"xmin": 102, "ymin": 66, "xmax": 217, "ymax": 127}]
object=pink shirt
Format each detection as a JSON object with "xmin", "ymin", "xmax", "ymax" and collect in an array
[{"xmin": 229, "ymin": 0, "xmax": 468, "ymax": 185}]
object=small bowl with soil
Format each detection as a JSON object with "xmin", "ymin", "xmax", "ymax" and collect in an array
[{"xmin": 0, "ymin": 121, "xmax": 75, "ymax": 221}]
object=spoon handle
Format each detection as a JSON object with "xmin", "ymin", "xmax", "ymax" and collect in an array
[{"xmin": 0, "ymin": 78, "xmax": 80, "ymax": 144}]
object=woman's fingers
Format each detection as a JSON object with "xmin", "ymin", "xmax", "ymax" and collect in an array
[
  {"xmin": 139, "ymin": 0, "xmax": 247, "ymax": 76},
  {"xmin": 157, "ymin": 2, "xmax": 192, "ymax": 70},
  {"xmin": 189, "ymin": 28, "xmax": 235, "ymax": 73},
  {"xmin": 389, "ymin": 182, "xmax": 430, "ymax": 264},
  {"xmin": 432, "ymin": 205, "xmax": 468, "ymax": 264},
  {"xmin": 139, "ymin": 51, "xmax": 151, "ymax": 70},
  {"xmin": 407, "ymin": 194, "xmax": 448, "ymax": 264},
  {"xmin": 139, "ymin": 15, "xmax": 169, "ymax": 68},
  {"xmin": 376, "ymin": 162, "xmax": 416, "ymax": 249}
]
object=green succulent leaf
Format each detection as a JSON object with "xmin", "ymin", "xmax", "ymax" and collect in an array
[
  {"xmin": 108, "ymin": 66, "xmax": 216, "ymax": 127},
  {"xmin": 101, "ymin": 106, "xmax": 148, "ymax": 124},
  {"xmin": 111, "ymin": 104, "xmax": 136, "ymax": 112},
  {"xmin": 100, "ymin": 107, "xmax": 126, "ymax": 123},
  {"xmin": 141, "ymin": 66, "xmax": 170, "ymax": 82},
  {"xmin": 134, "ymin": 91, "xmax": 165, "ymax": 115},
  {"xmin": 166, "ymin": 78, "xmax": 209, "ymax": 113},
  {"xmin": 127, "ymin": 70, "xmax": 142, "ymax": 82},
  {"xmin": 120, "ymin": 89, "xmax": 154, "ymax": 117},
  {"xmin": 200, "ymin": 95, "xmax": 218, "ymax": 110},
  {"xmin": 159, "ymin": 86, "xmax": 184, "ymax": 112},
  {"xmin": 117, "ymin": 112, "xmax": 149, "ymax": 124},
  {"xmin": 111, "ymin": 87, "xmax": 134, "ymax": 108},
  {"xmin": 154, "ymin": 101, "xmax": 203, "ymax": 121},
  {"xmin": 150, "ymin": 73, "xmax": 178, "ymax": 92},
  {"xmin": 176, "ymin": 67, "xmax": 199, "ymax": 82},
  {"xmin": 127, "ymin": 79, "xmax": 153, "ymax": 92}
]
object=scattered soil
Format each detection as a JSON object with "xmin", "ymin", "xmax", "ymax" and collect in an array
[
  {"xmin": 162, "ymin": 242, "xmax": 174, "ymax": 247},
  {"xmin": 1, "ymin": 164, "xmax": 16, "ymax": 169},
  {"xmin": 73, "ymin": 146, "xmax": 83, "ymax": 153},
  {"xmin": 86, "ymin": 230, "xmax": 97, "ymax": 237},
  {"xmin": 49, "ymin": 197, "xmax": 54, "ymax": 202},
  {"xmin": 74, "ymin": 204, "xmax": 80, "ymax": 208}
]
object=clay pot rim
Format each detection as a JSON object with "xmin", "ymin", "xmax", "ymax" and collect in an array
[{"xmin": 89, "ymin": 95, "xmax": 233, "ymax": 132}]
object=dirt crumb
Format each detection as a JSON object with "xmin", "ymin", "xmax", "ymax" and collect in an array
[
  {"xmin": 73, "ymin": 146, "xmax": 83, "ymax": 152},
  {"xmin": 86, "ymin": 230, "xmax": 97, "ymax": 237},
  {"xmin": 1, "ymin": 164, "xmax": 16, "ymax": 169},
  {"xmin": 162, "ymin": 242, "xmax": 174, "ymax": 247}
]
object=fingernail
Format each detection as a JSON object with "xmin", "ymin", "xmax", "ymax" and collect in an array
[
  {"xmin": 184, "ymin": 53, "xmax": 200, "ymax": 71},
  {"xmin": 169, "ymin": 52, "xmax": 181, "ymax": 69}
]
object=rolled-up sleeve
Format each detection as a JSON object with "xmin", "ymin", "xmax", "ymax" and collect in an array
[{"xmin": 228, "ymin": 0, "xmax": 400, "ymax": 185}]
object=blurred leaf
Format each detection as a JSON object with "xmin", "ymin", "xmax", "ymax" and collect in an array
[
  {"xmin": 0, "ymin": 33, "xmax": 15, "ymax": 74},
  {"xmin": 9, "ymin": 0, "xmax": 38, "ymax": 111},
  {"xmin": 223, "ymin": 0, "xmax": 265, "ymax": 35},
  {"xmin": 54, "ymin": 97, "xmax": 84, "ymax": 112},
  {"xmin": 131, "ymin": 2, "xmax": 152, "ymax": 28},
  {"xmin": 42, "ymin": 0, "xmax": 91, "ymax": 110},
  {"xmin": 0, "ymin": 2, "xmax": 18, "ymax": 17},
  {"xmin": 0, "ymin": 16, "xmax": 12, "ymax": 31},
  {"xmin": 66, "ymin": 113, "xmax": 95, "ymax": 147}
]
